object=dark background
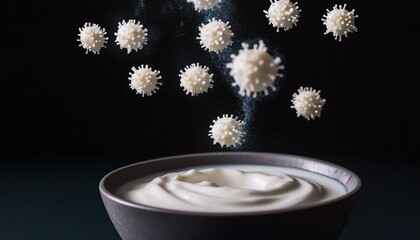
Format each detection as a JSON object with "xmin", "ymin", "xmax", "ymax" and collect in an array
[{"xmin": 1, "ymin": 0, "xmax": 419, "ymax": 239}]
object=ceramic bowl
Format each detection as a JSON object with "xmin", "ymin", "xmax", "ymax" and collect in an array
[{"xmin": 99, "ymin": 152, "xmax": 361, "ymax": 240}]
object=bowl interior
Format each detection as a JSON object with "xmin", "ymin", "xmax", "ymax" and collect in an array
[{"xmin": 100, "ymin": 152, "xmax": 361, "ymax": 214}]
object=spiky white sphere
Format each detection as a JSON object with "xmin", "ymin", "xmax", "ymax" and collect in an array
[
  {"xmin": 77, "ymin": 23, "xmax": 108, "ymax": 54},
  {"xmin": 291, "ymin": 87, "xmax": 326, "ymax": 120},
  {"xmin": 179, "ymin": 63, "xmax": 214, "ymax": 96},
  {"xmin": 115, "ymin": 20, "xmax": 148, "ymax": 54},
  {"xmin": 129, "ymin": 65, "xmax": 162, "ymax": 97},
  {"xmin": 187, "ymin": 0, "xmax": 222, "ymax": 12},
  {"xmin": 209, "ymin": 114, "xmax": 245, "ymax": 148},
  {"xmin": 264, "ymin": 0, "xmax": 301, "ymax": 32},
  {"xmin": 226, "ymin": 40, "xmax": 284, "ymax": 98},
  {"xmin": 197, "ymin": 18, "xmax": 233, "ymax": 53},
  {"xmin": 322, "ymin": 4, "xmax": 358, "ymax": 41}
]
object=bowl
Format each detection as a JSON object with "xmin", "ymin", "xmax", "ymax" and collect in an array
[{"xmin": 99, "ymin": 152, "xmax": 361, "ymax": 240}]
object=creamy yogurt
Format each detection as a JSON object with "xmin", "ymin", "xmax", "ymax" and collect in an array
[{"xmin": 116, "ymin": 164, "xmax": 347, "ymax": 213}]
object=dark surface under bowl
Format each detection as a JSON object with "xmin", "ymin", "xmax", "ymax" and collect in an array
[{"xmin": 99, "ymin": 152, "xmax": 361, "ymax": 240}]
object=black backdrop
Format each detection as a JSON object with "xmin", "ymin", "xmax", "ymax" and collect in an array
[
  {"xmin": 1, "ymin": 0, "xmax": 419, "ymax": 239},
  {"xmin": 2, "ymin": 0, "xmax": 418, "ymax": 159}
]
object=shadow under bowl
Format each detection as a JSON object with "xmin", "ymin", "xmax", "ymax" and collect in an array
[{"xmin": 99, "ymin": 152, "xmax": 361, "ymax": 240}]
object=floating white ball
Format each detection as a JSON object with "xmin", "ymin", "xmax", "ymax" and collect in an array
[
  {"xmin": 187, "ymin": 0, "xmax": 222, "ymax": 12},
  {"xmin": 115, "ymin": 20, "xmax": 148, "ymax": 54},
  {"xmin": 226, "ymin": 40, "xmax": 284, "ymax": 98},
  {"xmin": 322, "ymin": 4, "xmax": 358, "ymax": 41},
  {"xmin": 129, "ymin": 65, "xmax": 162, "ymax": 97},
  {"xmin": 264, "ymin": 0, "xmax": 301, "ymax": 32},
  {"xmin": 209, "ymin": 114, "xmax": 245, "ymax": 148},
  {"xmin": 291, "ymin": 87, "xmax": 326, "ymax": 120},
  {"xmin": 78, "ymin": 23, "xmax": 108, "ymax": 54},
  {"xmin": 197, "ymin": 18, "xmax": 233, "ymax": 53},
  {"xmin": 179, "ymin": 63, "xmax": 214, "ymax": 96}
]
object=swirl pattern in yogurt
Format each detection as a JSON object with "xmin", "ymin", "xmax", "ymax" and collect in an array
[{"xmin": 117, "ymin": 165, "xmax": 347, "ymax": 213}]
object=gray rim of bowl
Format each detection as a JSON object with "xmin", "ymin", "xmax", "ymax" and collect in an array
[{"xmin": 99, "ymin": 152, "xmax": 362, "ymax": 217}]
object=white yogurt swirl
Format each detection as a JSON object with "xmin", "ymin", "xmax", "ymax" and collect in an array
[{"xmin": 118, "ymin": 166, "xmax": 346, "ymax": 213}]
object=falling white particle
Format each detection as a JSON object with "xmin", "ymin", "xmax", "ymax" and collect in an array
[
  {"xmin": 291, "ymin": 87, "xmax": 326, "ymax": 120},
  {"xmin": 209, "ymin": 114, "xmax": 245, "ymax": 148},
  {"xmin": 77, "ymin": 23, "xmax": 108, "ymax": 54},
  {"xmin": 197, "ymin": 18, "xmax": 233, "ymax": 53},
  {"xmin": 129, "ymin": 65, "xmax": 162, "ymax": 97},
  {"xmin": 179, "ymin": 63, "xmax": 214, "ymax": 96},
  {"xmin": 187, "ymin": 0, "xmax": 222, "ymax": 12},
  {"xmin": 115, "ymin": 19, "xmax": 148, "ymax": 54},
  {"xmin": 226, "ymin": 40, "xmax": 284, "ymax": 98},
  {"xmin": 322, "ymin": 4, "xmax": 358, "ymax": 41},
  {"xmin": 264, "ymin": 0, "xmax": 301, "ymax": 32}
]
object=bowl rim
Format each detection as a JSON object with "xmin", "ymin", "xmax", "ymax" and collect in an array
[{"xmin": 99, "ymin": 152, "xmax": 362, "ymax": 217}]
